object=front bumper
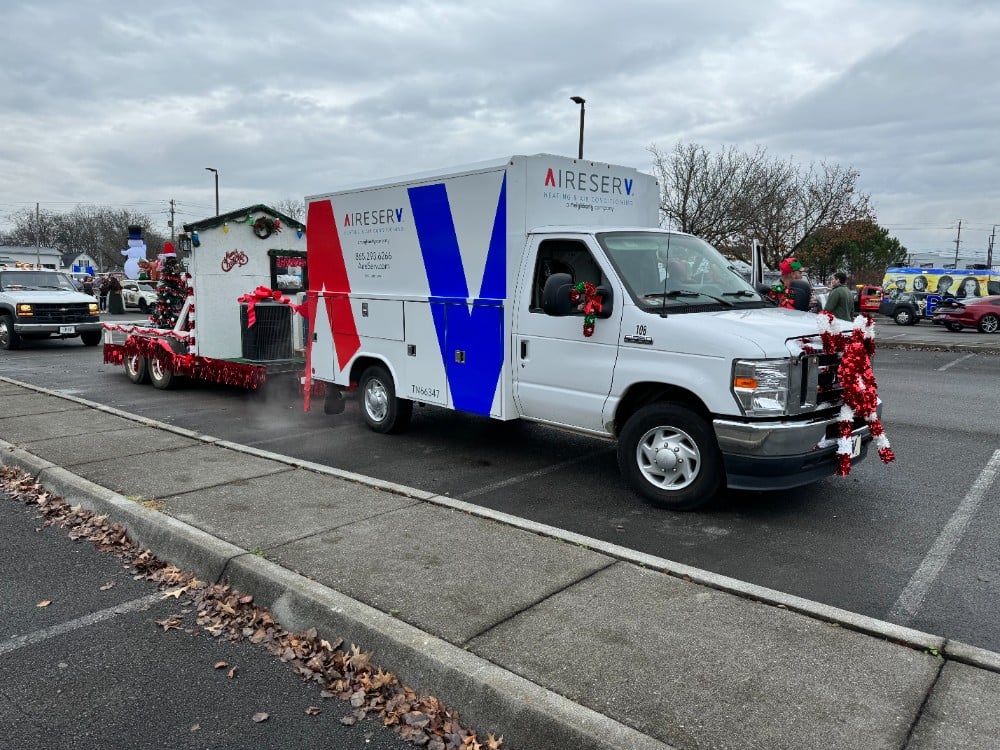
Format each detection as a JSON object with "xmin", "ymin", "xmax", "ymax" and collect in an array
[
  {"xmin": 714, "ymin": 407, "xmax": 879, "ymax": 491},
  {"xmin": 13, "ymin": 320, "xmax": 102, "ymax": 335}
]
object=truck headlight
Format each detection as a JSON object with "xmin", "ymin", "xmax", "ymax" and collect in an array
[
  {"xmin": 16, "ymin": 303, "xmax": 33, "ymax": 316},
  {"xmin": 89, "ymin": 303, "xmax": 99, "ymax": 314},
  {"xmin": 732, "ymin": 359, "xmax": 790, "ymax": 416}
]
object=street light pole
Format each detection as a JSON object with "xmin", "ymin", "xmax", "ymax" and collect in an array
[
  {"xmin": 205, "ymin": 167, "xmax": 219, "ymax": 216},
  {"xmin": 570, "ymin": 96, "xmax": 585, "ymax": 159}
]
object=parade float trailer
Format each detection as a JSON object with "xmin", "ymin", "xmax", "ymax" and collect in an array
[
  {"xmin": 103, "ymin": 205, "xmax": 309, "ymax": 391},
  {"xmin": 304, "ymin": 154, "xmax": 893, "ymax": 510}
]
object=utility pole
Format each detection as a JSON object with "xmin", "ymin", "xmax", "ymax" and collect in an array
[
  {"xmin": 988, "ymin": 225, "xmax": 996, "ymax": 269},
  {"xmin": 169, "ymin": 199, "xmax": 176, "ymax": 244},
  {"xmin": 953, "ymin": 219, "xmax": 962, "ymax": 267},
  {"xmin": 35, "ymin": 202, "xmax": 40, "ymax": 267}
]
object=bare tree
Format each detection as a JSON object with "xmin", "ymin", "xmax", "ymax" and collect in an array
[
  {"xmin": 650, "ymin": 142, "xmax": 873, "ymax": 270},
  {"xmin": 2, "ymin": 205, "xmax": 165, "ymax": 271},
  {"xmin": 273, "ymin": 198, "xmax": 305, "ymax": 222}
]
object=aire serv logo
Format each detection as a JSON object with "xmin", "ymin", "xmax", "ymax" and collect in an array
[
  {"xmin": 543, "ymin": 167, "xmax": 633, "ymax": 196},
  {"xmin": 343, "ymin": 207, "xmax": 404, "ymax": 227}
]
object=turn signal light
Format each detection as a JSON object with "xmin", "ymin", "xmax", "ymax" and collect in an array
[{"xmin": 733, "ymin": 376, "xmax": 758, "ymax": 389}]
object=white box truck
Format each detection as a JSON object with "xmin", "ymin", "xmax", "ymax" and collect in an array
[{"xmin": 304, "ymin": 154, "xmax": 878, "ymax": 509}]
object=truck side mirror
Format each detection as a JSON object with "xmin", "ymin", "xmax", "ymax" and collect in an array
[{"xmin": 541, "ymin": 272, "xmax": 575, "ymax": 315}]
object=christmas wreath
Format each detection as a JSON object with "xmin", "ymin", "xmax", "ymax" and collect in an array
[{"xmin": 252, "ymin": 216, "xmax": 282, "ymax": 239}]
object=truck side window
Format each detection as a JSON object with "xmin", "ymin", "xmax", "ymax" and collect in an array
[{"xmin": 530, "ymin": 239, "xmax": 604, "ymax": 311}]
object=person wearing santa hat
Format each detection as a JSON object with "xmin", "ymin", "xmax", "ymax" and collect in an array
[{"xmin": 777, "ymin": 257, "xmax": 812, "ymax": 311}]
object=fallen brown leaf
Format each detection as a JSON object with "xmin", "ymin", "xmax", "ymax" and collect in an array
[
  {"xmin": 213, "ymin": 661, "xmax": 228, "ymax": 669},
  {"xmin": 304, "ymin": 706, "xmax": 321, "ymax": 716},
  {"xmin": 251, "ymin": 712, "xmax": 269, "ymax": 723},
  {"xmin": 227, "ymin": 666, "xmax": 238, "ymax": 679},
  {"xmin": 36, "ymin": 600, "xmax": 52, "ymax": 608},
  {"xmin": 99, "ymin": 582, "xmax": 115, "ymax": 591}
]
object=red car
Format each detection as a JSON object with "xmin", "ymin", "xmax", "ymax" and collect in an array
[{"xmin": 932, "ymin": 295, "xmax": 1000, "ymax": 333}]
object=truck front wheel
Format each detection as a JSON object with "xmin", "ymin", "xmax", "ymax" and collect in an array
[
  {"xmin": 893, "ymin": 308, "xmax": 913, "ymax": 326},
  {"xmin": 359, "ymin": 365, "xmax": 412, "ymax": 434},
  {"xmin": 617, "ymin": 403, "xmax": 723, "ymax": 511},
  {"xmin": 81, "ymin": 330, "xmax": 101, "ymax": 346},
  {"xmin": 0, "ymin": 314, "xmax": 21, "ymax": 350}
]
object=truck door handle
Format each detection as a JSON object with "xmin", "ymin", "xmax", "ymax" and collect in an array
[{"xmin": 520, "ymin": 340, "xmax": 527, "ymax": 359}]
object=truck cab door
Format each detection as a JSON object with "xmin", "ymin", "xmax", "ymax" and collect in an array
[{"xmin": 512, "ymin": 236, "xmax": 622, "ymax": 434}]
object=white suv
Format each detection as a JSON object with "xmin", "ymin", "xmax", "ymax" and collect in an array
[
  {"xmin": 0, "ymin": 268, "xmax": 102, "ymax": 350},
  {"xmin": 120, "ymin": 279, "xmax": 159, "ymax": 313}
]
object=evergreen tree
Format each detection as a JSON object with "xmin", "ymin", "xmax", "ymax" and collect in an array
[{"xmin": 151, "ymin": 244, "xmax": 186, "ymax": 329}]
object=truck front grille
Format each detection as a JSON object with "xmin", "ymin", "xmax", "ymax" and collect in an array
[
  {"xmin": 787, "ymin": 338, "xmax": 844, "ymax": 414},
  {"xmin": 27, "ymin": 303, "xmax": 95, "ymax": 324}
]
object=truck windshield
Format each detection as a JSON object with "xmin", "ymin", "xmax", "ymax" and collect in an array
[
  {"xmin": 0, "ymin": 270, "xmax": 77, "ymax": 291},
  {"xmin": 597, "ymin": 231, "xmax": 765, "ymax": 309}
]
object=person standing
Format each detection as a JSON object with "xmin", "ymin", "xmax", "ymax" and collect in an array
[
  {"xmin": 98, "ymin": 275, "xmax": 110, "ymax": 311},
  {"xmin": 823, "ymin": 271, "xmax": 854, "ymax": 321},
  {"xmin": 769, "ymin": 257, "xmax": 812, "ymax": 311},
  {"xmin": 107, "ymin": 275, "xmax": 125, "ymax": 314}
]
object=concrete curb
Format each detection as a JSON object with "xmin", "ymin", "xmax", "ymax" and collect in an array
[
  {"xmin": 223, "ymin": 554, "xmax": 674, "ymax": 750},
  {"xmin": 3, "ymin": 375, "xmax": 996, "ymax": 669},
  {"xmin": 0, "ymin": 437, "xmax": 672, "ymax": 750}
]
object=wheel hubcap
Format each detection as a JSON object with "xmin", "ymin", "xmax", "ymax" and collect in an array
[
  {"xmin": 364, "ymin": 380, "xmax": 388, "ymax": 422},
  {"xmin": 984, "ymin": 317, "xmax": 998, "ymax": 333},
  {"xmin": 636, "ymin": 426, "xmax": 701, "ymax": 490}
]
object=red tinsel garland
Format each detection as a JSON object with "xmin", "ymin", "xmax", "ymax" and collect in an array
[
  {"xmin": 105, "ymin": 337, "xmax": 266, "ymax": 390},
  {"xmin": 815, "ymin": 311, "xmax": 895, "ymax": 475}
]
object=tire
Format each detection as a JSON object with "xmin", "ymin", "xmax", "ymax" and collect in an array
[
  {"xmin": 617, "ymin": 403, "xmax": 723, "ymax": 511},
  {"xmin": 138, "ymin": 299, "xmax": 149, "ymax": 313},
  {"xmin": 358, "ymin": 365, "xmax": 412, "ymax": 433},
  {"xmin": 978, "ymin": 314, "xmax": 999, "ymax": 334},
  {"xmin": 945, "ymin": 322, "xmax": 963, "ymax": 332},
  {"xmin": 893, "ymin": 308, "xmax": 913, "ymax": 326},
  {"xmin": 80, "ymin": 330, "xmax": 101, "ymax": 346},
  {"xmin": 125, "ymin": 353, "xmax": 150, "ymax": 384},
  {"xmin": 0, "ymin": 314, "xmax": 21, "ymax": 350},
  {"xmin": 149, "ymin": 356, "xmax": 179, "ymax": 390}
]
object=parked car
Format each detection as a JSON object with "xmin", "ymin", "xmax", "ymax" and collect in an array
[
  {"xmin": 931, "ymin": 295, "xmax": 1000, "ymax": 333},
  {"xmin": 120, "ymin": 279, "xmax": 158, "ymax": 313},
  {"xmin": 855, "ymin": 285, "xmax": 883, "ymax": 313}
]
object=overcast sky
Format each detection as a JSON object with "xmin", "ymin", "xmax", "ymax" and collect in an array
[{"xmin": 2, "ymin": 0, "xmax": 997, "ymax": 263}]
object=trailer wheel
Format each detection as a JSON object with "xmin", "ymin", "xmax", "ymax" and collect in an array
[
  {"xmin": 149, "ymin": 357, "xmax": 179, "ymax": 390},
  {"xmin": 124, "ymin": 353, "xmax": 150, "ymax": 384},
  {"xmin": 359, "ymin": 365, "xmax": 412, "ymax": 433},
  {"xmin": 617, "ymin": 403, "xmax": 723, "ymax": 511}
]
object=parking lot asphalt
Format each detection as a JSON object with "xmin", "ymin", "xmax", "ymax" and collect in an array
[{"xmin": 2, "ymin": 368, "xmax": 1000, "ymax": 749}]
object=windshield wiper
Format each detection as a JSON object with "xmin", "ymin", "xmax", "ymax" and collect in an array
[
  {"xmin": 644, "ymin": 290, "xmax": 733, "ymax": 307},
  {"xmin": 722, "ymin": 290, "xmax": 757, "ymax": 298}
]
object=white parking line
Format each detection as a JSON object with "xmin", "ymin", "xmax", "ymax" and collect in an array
[
  {"xmin": 937, "ymin": 353, "xmax": 976, "ymax": 371},
  {"xmin": 0, "ymin": 593, "xmax": 162, "ymax": 656},
  {"xmin": 457, "ymin": 448, "xmax": 612, "ymax": 501},
  {"xmin": 887, "ymin": 449, "xmax": 1000, "ymax": 625}
]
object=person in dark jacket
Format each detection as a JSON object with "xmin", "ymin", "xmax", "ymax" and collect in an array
[
  {"xmin": 107, "ymin": 275, "xmax": 125, "ymax": 314},
  {"xmin": 823, "ymin": 271, "xmax": 854, "ymax": 321}
]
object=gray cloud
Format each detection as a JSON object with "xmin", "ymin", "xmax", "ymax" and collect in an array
[{"xmin": 2, "ymin": 0, "xmax": 997, "ymax": 262}]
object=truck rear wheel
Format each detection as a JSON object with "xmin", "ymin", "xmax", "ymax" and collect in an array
[
  {"xmin": 125, "ymin": 353, "xmax": 150, "ymax": 384},
  {"xmin": 893, "ymin": 308, "xmax": 913, "ymax": 325},
  {"xmin": 0, "ymin": 314, "xmax": 21, "ymax": 350},
  {"xmin": 617, "ymin": 403, "xmax": 723, "ymax": 511},
  {"xmin": 359, "ymin": 365, "xmax": 412, "ymax": 433},
  {"xmin": 149, "ymin": 357, "xmax": 179, "ymax": 390}
]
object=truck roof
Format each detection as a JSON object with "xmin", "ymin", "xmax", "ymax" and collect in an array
[{"xmin": 305, "ymin": 153, "xmax": 652, "ymax": 202}]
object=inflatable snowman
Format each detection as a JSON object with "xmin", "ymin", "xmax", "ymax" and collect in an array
[{"xmin": 121, "ymin": 225, "xmax": 147, "ymax": 279}]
